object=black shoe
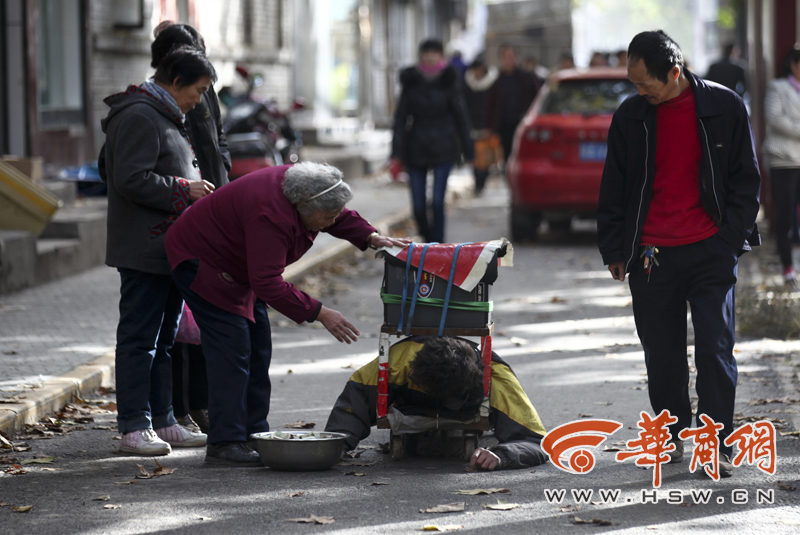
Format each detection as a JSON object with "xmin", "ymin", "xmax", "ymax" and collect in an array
[
  {"xmin": 205, "ymin": 442, "xmax": 262, "ymax": 467},
  {"xmin": 719, "ymin": 453, "xmax": 733, "ymax": 478},
  {"xmin": 667, "ymin": 439, "xmax": 684, "ymax": 464}
]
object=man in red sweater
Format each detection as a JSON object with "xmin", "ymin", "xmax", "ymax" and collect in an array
[{"xmin": 597, "ymin": 31, "xmax": 761, "ymax": 478}]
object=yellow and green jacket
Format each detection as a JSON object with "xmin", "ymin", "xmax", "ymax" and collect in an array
[{"xmin": 325, "ymin": 336, "xmax": 548, "ymax": 469}]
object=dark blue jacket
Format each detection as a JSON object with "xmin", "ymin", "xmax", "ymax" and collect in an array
[{"xmin": 597, "ymin": 70, "xmax": 761, "ymax": 272}]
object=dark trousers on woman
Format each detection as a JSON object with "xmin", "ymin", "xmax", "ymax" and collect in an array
[
  {"xmin": 628, "ymin": 234, "xmax": 739, "ymax": 456},
  {"xmin": 115, "ymin": 269, "xmax": 182, "ymax": 434},
  {"xmin": 407, "ymin": 163, "xmax": 453, "ymax": 243},
  {"xmin": 770, "ymin": 167, "xmax": 800, "ymax": 269},
  {"xmin": 172, "ymin": 260, "xmax": 272, "ymax": 444}
]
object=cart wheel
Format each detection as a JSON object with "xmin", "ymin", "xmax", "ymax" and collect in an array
[
  {"xmin": 463, "ymin": 434, "xmax": 479, "ymax": 462},
  {"xmin": 390, "ymin": 433, "xmax": 405, "ymax": 461}
]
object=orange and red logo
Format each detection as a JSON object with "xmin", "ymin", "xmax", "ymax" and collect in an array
[{"xmin": 541, "ymin": 419, "xmax": 623, "ymax": 474}]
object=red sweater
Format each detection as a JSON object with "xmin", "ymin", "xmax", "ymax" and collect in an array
[
  {"xmin": 640, "ymin": 87, "xmax": 718, "ymax": 246},
  {"xmin": 165, "ymin": 166, "xmax": 376, "ymax": 322}
]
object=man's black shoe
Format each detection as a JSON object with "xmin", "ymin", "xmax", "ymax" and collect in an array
[
  {"xmin": 205, "ymin": 442, "xmax": 262, "ymax": 467},
  {"xmin": 667, "ymin": 439, "xmax": 684, "ymax": 464},
  {"xmin": 718, "ymin": 453, "xmax": 733, "ymax": 478}
]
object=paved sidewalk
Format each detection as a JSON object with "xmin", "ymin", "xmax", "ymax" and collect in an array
[{"xmin": 0, "ymin": 169, "xmax": 473, "ymax": 433}]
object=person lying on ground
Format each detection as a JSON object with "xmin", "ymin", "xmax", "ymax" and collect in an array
[{"xmin": 325, "ymin": 336, "xmax": 548, "ymax": 470}]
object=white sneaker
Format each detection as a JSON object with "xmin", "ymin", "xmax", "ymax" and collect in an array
[
  {"xmin": 119, "ymin": 428, "xmax": 172, "ymax": 455},
  {"xmin": 155, "ymin": 423, "xmax": 207, "ymax": 447}
]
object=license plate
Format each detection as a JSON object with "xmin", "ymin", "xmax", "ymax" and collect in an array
[{"xmin": 579, "ymin": 142, "xmax": 607, "ymax": 162}]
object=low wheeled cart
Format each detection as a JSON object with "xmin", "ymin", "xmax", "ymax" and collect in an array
[{"xmin": 375, "ymin": 240, "xmax": 512, "ymax": 461}]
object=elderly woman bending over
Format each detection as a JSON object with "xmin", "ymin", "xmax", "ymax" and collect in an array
[{"xmin": 166, "ymin": 162, "xmax": 409, "ymax": 466}]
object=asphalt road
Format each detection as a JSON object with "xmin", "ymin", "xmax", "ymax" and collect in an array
[{"xmin": 2, "ymin": 177, "xmax": 800, "ymax": 534}]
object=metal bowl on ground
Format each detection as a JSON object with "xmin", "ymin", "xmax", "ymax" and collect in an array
[{"xmin": 250, "ymin": 431, "xmax": 348, "ymax": 471}]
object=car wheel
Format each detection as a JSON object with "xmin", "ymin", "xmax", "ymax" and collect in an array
[{"xmin": 510, "ymin": 206, "xmax": 542, "ymax": 242}]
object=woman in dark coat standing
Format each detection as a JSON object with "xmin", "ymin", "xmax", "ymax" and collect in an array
[
  {"xmin": 151, "ymin": 22, "xmax": 230, "ymax": 434},
  {"xmin": 390, "ymin": 39, "xmax": 473, "ymax": 244}
]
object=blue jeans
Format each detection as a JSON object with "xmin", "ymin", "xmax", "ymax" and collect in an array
[
  {"xmin": 407, "ymin": 163, "xmax": 453, "ymax": 243},
  {"xmin": 115, "ymin": 269, "xmax": 182, "ymax": 433},
  {"xmin": 172, "ymin": 260, "xmax": 272, "ymax": 444},
  {"xmin": 629, "ymin": 234, "xmax": 738, "ymax": 455}
]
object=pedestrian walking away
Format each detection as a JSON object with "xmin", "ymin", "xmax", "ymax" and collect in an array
[
  {"xmin": 101, "ymin": 46, "xmax": 218, "ymax": 456},
  {"xmin": 484, "ymin": 44, "xmax": 541, "ymax": 165},
  {"xmin": 165, "ymin": 162, "xmax": 410, "ymax": 466},
  {"xmin": 390, "ymin": 39, "xmax": 473, "ymax": 244},
  {"xmin": 597, "ymin": 30, "xmax": 761, "ymax": 478},
  {"xmin": 762, "ymin": 44, "xmax": 800, "ymax": 289},
  {"xmin": 463, "ymin": 54, "xmax": 500, "ymax": 195}
]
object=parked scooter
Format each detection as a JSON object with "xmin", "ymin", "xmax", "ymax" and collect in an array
[{"xmin": 219, "ymin": 65, "xmax": 304, "ymax": 179}]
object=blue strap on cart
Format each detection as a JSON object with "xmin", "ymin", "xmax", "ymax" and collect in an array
[
  {"xmin": 396, "ymin": 242, "xmax": 415, "ymax": 335},
  {"xmin": 438, "ymin": 242, "xmax": 470, "ymax": 336},
  {"xmin": 404, "ymin": 243, "xmax": 436, "ymax": 335}
]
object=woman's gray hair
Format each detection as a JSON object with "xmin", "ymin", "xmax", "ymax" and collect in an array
[{"xmin": 282, "ymin": 161, "xmax": 353, "ymax": 216}]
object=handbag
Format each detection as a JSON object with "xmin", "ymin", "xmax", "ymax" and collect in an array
[
  {"xmin": 473, "ymin": 134, "xmax": 503, "ymax": 171},
  {"xmin": 174, "ymin": 303, "xmax": 202, "ymax": 345}
]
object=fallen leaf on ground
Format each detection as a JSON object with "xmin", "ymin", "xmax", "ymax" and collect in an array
[
  {"xmin": 136, "ymin": 464, "xmax": 153, "ymax": 479},
  {"xmin": 551, "ymin": 296, "xmax": 566, "ymax": 303},
  {"xmin": 99, "ymin": 403, "xmax": 117, "ymax": 411},
  {"xmin": 283, "ymin": 420, "xmax": 315, "ymax": 429},
  {"xmin": 5, "ymin": 464, "xmax": 27, "ymax": 475},
  {"xmin": 339, "ymin": 460, "xmax": 377, "ymax": 467},
  {"xmin": 287, "ymin": 491, "xmax": 305, "ymax": 497},
  {"xmin": 152, "ymin": 460, "xmax": 176, "ymax": 476},
  {"xmin": 93, "ymin": 495, "xmax": 111, "ymax": 501},
  {"xmin": 420, "ymin": 503, "xmax": 466, "ymax": 514},
  {"xmin": 560, "ymin": 504, "xmax": 581, "ymax": 512},
  {"xmin": 115, "ymin": 481, "xmax": 136, "ymax": 485},
  {"xmin": 284, "ymin": 515, "xmax": 334, "ymax": 524},
  {"xmin": 372, "ymin": 481, "xmax": 390, "ymax": 486},
  {"xmin": 12, "ymin": 505, "xmax": 33, "ymax": 512},
  {"xmin": 39, "ymin": 468, "xmax": 62, "ymax": 472},
  {"xmin": 779, "ymin": 430, "xmax": 800, "ymax": 436},
  {"xmin": 579, "ymin": 413, "xmax": 594, "ymax": 418},
  {"xmin": 0, "ymin": 455, "xmax": 18, "ymax": 464},
  {"xmin": 482, "ymin": 499, "xmax": 519, "ymax": 511},
  {"xmin": 344, "ymin": 471, "xmax": 366, "ymax": 476},
  {"xmin": 453, "ymin": 488, "xmax": 509, "ymax": 496},
  {"xmin": 0, "ymin": 434, "xmax": 12, "ymax": 447},
  {"xmin": 0, "ymin": 502, "xmax": 8, "ymax": 506},
  {"xmin": 103, "ymin": 504, "xmax": 121, "ymax": 510},
  {"xmin": 464, "ymin": 466, "xmax": 478, "ymax": 473},
  {"xmin": 572, "ymin": 517, "xmax": 612, "ymax": 526},
  {"xmin": 594, "ymin": 401, "xmax": 613, "ymax": 406},
  {"xmin": 509, "ymin": 337, "xmax": 527, "ymax": 346},
  {"xmin": 778, "ymin": 481, "xmax": 797, "ymax": 491},
  {"xmin": 421, "ymin": 525, "xmax": 463, "ymax": 532},
  {"xmin": 20, "ymin": 455, "xmax": 56, "ymax": 465},
  {"xmin": 93, "ymin": 426, "xmax": 115, "ymax": 430}
]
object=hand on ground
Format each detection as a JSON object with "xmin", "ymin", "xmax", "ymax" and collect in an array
[{"xmin": 470, "ymin": 447, "xmax": 501, "ymax": 471}]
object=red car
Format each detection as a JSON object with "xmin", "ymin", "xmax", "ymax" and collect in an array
[{"xmin": 506, "ymin": 68, "xmax": 635, "ymax": 241}]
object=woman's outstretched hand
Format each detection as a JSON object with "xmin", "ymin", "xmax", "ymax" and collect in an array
[
  {"xmin": 317, "ymin": 306, "xmax": 360, "ymax": 344},
  {"xmin": 368, "ymin": 234, "xmax": 413, "ymax": 249}
]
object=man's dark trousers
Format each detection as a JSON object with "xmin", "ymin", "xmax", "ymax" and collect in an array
[
  {"xmin": 172, "ymin": 260, "xmax": 272, "ymax": 444},
  {"xmin": 629, "ymin": 233, "xmax": 738, "ymax": 455}
]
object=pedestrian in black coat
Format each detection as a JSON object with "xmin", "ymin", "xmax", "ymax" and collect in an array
[
  {"xmin": 390, "ymin": 39, "xmax": 473, "ymax": 244},
  {"xmin": 484, "ymin": 45, "xmax": 541, "ymax": 164}
]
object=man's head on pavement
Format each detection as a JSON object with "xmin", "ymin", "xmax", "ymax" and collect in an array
[
  {"xmin": 627, "ymin": 30, "xmax": 687, "ymax": 106},
  {"xmin": 409, "ymin": 337, "xmax": 484, "ymax": 408}
]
